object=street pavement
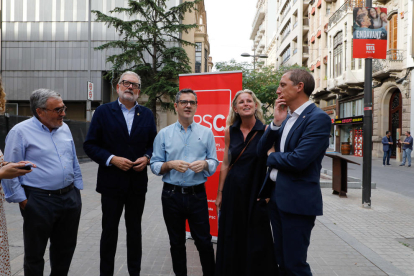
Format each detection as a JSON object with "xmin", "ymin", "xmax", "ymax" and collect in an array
[{"xmin": 4, "ymin": 159, "xmax": 414, "ymax": 276}]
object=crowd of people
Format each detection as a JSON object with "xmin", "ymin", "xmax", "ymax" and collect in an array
[{"xmin": 0, "ymin": 68, "xmax": 377, "ymax": 276}]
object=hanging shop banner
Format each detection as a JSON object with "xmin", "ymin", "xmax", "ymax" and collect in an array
[
  {"xmin": 334, "ymin": 115, "xmax": 364, "ymax": 125},
  {"xmin": 352, "ymin": 7, "xmax": 387, "ymax": 59},
  {"xmin": 179, "ymin": 71, "xmax": 243, "ymax": 238}
]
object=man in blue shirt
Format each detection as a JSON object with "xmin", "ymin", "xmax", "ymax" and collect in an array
[
  {"xmin": 83, "ymin": 71, "xmax": 157, "ymax": 276},
  {"xmin": 3, "ymin": 89, "xmax": 83, "ymax": 276},
  {"xmin": 399, "ymin": 131, "xmax": 413, "ymax": 167},
  {"xmin": 381, "ymin": 131, "xmax": 393, "ymax": 166},
  {"xmin": 151, "ymin": 89, "xmax": 218, "ymax": 276}
]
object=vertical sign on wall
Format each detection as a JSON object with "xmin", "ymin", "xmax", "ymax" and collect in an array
[
  {"xmin": 352, "ymin": 7, "xmax": 387, "ymax": 59},
  {"xmin": 179, "ymin": 71, "xmax": 243, "ymax": 238},
  {"xmin": 87, "ymin": 81, "xmax": 94, "ymax": 101}
]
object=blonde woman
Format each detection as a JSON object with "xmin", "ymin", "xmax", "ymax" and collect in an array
[
  {"xmin": 215, "ymin": 90, "xmax": 276, "ymax": 276},
  {"xmin": 0, "ymin": 83, "xmax": 35, "ymax": 276}
]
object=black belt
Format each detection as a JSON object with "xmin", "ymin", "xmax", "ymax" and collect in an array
[
  {"xmin": 163, "ymin": 182, "xmax": 205, "ymax": 195},
  {"xmin": 22, "ymin": 183, "xmax": 75, "ymax": 195}
]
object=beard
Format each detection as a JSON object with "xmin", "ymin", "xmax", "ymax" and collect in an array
[{"xmin": 120, "ymin": 89, "xmax": 138, "ymax": 102}]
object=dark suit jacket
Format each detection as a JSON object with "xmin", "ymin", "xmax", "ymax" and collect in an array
[
  {"xmin": 382, "ymin": 136, "xmax": 393, "ymax": 152},
  {"xmin": 83, "ymin": 100, "xmax": 157, "ymax": 195},
  {"xmin": 257, "ymin": 103, "xmax": 331, "ymax": 216}
]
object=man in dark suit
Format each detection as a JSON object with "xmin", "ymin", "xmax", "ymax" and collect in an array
[
  {"xmin": 381, "ymin": 131, "xmax": 393, "ymax": 166},
  {"xmin": 84, "ymin": 71, "xmax": 157, "ymax": 276},
  {"xmin": 257, "ymin": 69, "xmax": 331, "ymax": 275}
]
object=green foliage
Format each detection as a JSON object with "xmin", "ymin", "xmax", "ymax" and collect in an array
[
  {"xmin": 215, "ymin": 59, "xmax": 308, "ymax": 123},
  {"xmin": 92, "ymin": 0, "xmax": 200, "ymax": 121}
]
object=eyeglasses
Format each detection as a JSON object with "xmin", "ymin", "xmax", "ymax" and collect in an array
[
  {"xmin": 120, "ymin": 80, "xmax": 141, "ymax": 89},
  {"xmin": 178, "ymin": 100, "xmax": 197, "ymax": 106},
  {"xmin": 42, "ymin": 106, "xmax": 67, "ymax": 115}
]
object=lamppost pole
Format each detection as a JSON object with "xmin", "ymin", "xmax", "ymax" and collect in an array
[{"xmin": 241, "ymin": 51, "xmax": 268, "ymax": 71}]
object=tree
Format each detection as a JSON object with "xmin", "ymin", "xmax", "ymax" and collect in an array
[
  {"xmin": 215, "ymin": 59, "xmax": 307, "ymax": 122},
  {"xmin": 92, "ymin": 0, "xmax": 200, "ymax": 122}
]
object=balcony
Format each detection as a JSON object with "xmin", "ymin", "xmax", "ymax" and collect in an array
[
  {"xmin": 328, "ymin": 0, "xmax": 365, "ymax": 28},
  {"xmin": 303, "ymin": 18, "xmax": 310, "ymax": 34},
  {"xmin": 303, "ymin": 46, "xmax": 309, "ymax": 61},
  {"xmin": 250, "ymin": 5, "xmax": 265, "ymax": 39},
  {"xmin": 281, "ymin": 29, "xmax": 291, "ymax": 43},
  {"xmin": 372, "ymin": 49, "xmax": 404, "ymax": 79}
]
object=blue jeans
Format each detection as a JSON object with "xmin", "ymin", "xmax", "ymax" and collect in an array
[
  {"xmin": 383, "ymin": 149, "xmax": 392, "ymax": 165},
  {"xmin": 161, "ymin": 183, "xmax": 215, "ymax": 276},
  {"xmin": 402, "ymin": 148, "xmax": 412, "ymax": 166}
]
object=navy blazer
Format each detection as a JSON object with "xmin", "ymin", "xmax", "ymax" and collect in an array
[
  {"xmin": 257, "ymin": 103, "xmax": 331, "ymax": 216},
  {"xmin": 382, "ymin": 136, "xmax": 393, "ymax": 151},
  {"xmin": 83, "ymin": 100, "xmax": 157, "ymax": 195}
]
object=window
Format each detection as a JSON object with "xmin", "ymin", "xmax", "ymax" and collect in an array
[
  {"xmin": 326, "ymin": 4, "xmax": 331, "ymax": 16},
  {"xmin": 204, "ymin": 49, "xmax": 208, "ymax": 72},
  {"xmin": 351, "ymin": 41, "xmax": 355, "ymax": 69},
  {"xmin": 389, "ymin": 14, "xmax": 398, "ymax": 59},
  {"xmin": 340, "ymin": 98, "xmax": 363, "ymax": 118},
  {"xmin": 333, "ymin": 31, "xmax": 343, "ymax": 77},
  {"xmin": 281, "ymin": 46, "xmax": 291, "ymax": 64},
  {"xmin": 195, "ymin": 42, "xmax": 202, "ymax": 73}
]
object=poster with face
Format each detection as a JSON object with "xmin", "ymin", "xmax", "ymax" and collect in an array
[{"xmin": 352, "ymin": 7, "xmax": 387, "ymax": 59}]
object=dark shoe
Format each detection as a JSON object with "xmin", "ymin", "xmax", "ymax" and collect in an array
[
  {"xmin": 400, "ymin": 164, "xmax": 405, "ymax": 166},
  {"xmin": 409, "ymin": 165, "xmax": 411, "ymax": 167},
  {"xmin": 387, "ymin": 164, "xmax": 391, "ymax": 165}
]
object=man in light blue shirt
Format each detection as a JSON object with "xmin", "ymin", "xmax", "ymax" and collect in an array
[
  {"xmin": 2, "ymin": 89, "xmax": 83, "ymax": 276},
  {"xmin": 151, "ymin": 89, "xmax": 218, "ymax": 276}
]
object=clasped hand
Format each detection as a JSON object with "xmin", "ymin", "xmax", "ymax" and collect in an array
[
  {"xmin": 171, "ymin": 160, "xmax": 207, "ymax": 173},
  {"xmin": 110, "ymin": 156, "xmax": 148, "ymax": 172}
]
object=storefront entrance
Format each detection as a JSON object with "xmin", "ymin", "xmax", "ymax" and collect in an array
[{"xmin": 389, "ymin": 90, "xmax": 402, "ymax": 158}]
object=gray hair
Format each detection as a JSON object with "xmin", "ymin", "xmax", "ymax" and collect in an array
[
  {"xmin": 175, "ymin": 88, "xmax": 198, "ymax": 103},
  {"xmin": 30, "ymin": 88, "xmax": 61, "ymax": 119},
  {"xmin": 118, "ymin": 71, "xmax": 141, "ymax": 84}
]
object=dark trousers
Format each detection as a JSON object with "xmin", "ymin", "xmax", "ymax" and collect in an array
[
  {"xmin": 20, "ymin": 186, "xmax": 82, "ymax": 276},
  {"xmin": 383, "ymin": 149, "xmax": 392, "ymax": 165},
  {"xmin": 100, "ymin": 191, "xmax": 146, "ymax": 276},
  {"xmin": 268, "ymin": 199, "xmax": 315, "ymax": 276},
  {"xmin": 161, "ymin": 184, "xmax": 215, "ymax": 276}
]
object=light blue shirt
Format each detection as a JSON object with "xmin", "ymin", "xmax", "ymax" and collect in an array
[
  {"xmin": 105, "ymin": 99, "xmax": 139, "ymax": 166},
  {"xmin": 150, "ymin": 121, "xmax": 218, "ymax": 186},
  {"xmin": 2, "ymin": 117, "xmax": 83, "ymax": 203}
]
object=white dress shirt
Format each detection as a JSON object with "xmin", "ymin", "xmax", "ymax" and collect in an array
[{"xmin": 269, "ymin": 101, "xmax": 313, "ymax": 181}]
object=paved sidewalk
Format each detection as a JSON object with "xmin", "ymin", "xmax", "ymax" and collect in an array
[{"xmin": 4, "ymin": 162, "xmax": 414, "ymax": 275}]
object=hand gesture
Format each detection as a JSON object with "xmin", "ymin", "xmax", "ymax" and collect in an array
[
  {"xmin": 170, "ymin": 160, "xmax": 190, "ymax": 173},
  {"xmin": 133, "ymin": 157, "xmax": 148, "ymax": 172},
  {"xmin": 189, "ymin": 160, "xmax": 207, "ymax": 173},
  {"xmin": 110, "ymin": 156, "xmax": 134, "ymax": 171},
  {"xmin": 0, "ymin": 161, "xmax": 36, "ymax": 179},
  {"xmin": 273, "ymin": 96, "xmax": 288, "ymax": 126}
]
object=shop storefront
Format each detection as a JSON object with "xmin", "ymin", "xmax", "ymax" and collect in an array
[{"xmin": 334, "ymin": 115, "xmax": 364, "ymax": 156}]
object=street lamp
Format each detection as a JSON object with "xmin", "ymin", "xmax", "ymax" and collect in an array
[{"xmin": 241, "ymin": 52, "xmax": 268, "ymax": 71}]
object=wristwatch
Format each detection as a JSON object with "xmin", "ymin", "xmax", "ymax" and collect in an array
[{"xmin": 144, "ymin": 154, "xmax": 151, "ymax": 164}]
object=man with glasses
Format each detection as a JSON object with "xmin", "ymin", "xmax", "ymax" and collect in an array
[
  {"xmin": 151, "ymin": 89, "xmax": 218, "ymax": 276},
  {"xmin": 3, "ymin": 89, "xmax": 83, "ymax": 275},
  {"xmin": 84, "ymin": 71, "xmax": 157, "ymax": 276}
]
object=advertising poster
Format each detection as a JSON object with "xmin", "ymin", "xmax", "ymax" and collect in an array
[
  {"xmin": 179, "ymin": 71, "xmax": 243, "ymax": 238},
  {"xmin": 352, "ymin": 7, "xmax": 387, "ymax": 59}
]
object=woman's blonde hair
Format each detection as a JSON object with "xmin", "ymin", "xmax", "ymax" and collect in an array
[
  {"xmin": 226, "ymin": 89, "xmax": 265, "ymax": 126},
  {"xmin": 0, "ymin": 78, "xmax": 6, "ymax": 113}
]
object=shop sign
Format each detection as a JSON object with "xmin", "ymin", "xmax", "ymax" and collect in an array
[{"xmin": 334, "ymin": 115, "xmax": 364, "ymax": 125}]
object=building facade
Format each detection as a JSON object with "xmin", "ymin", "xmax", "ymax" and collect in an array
[
  {"xmin": 250, "ymin": 0, "xmax": 310, "ymax": 69},
  {"xmin": 1, "ymin": 0, "xmax": 212, "ymax": 128}
]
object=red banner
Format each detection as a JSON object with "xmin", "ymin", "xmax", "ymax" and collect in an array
[
  {"xmin": 352, "ymin": 7, "xmax": 387, "ymax": 59},
  {"xmin": 179, "ymin": 71, "xmax": 243, "ymax": 238}
]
